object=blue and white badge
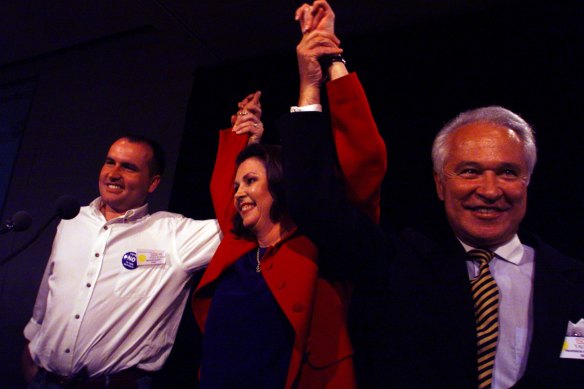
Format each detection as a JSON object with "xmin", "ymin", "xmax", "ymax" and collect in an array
[{"xmin": 122, "ymin": 252, "xmax": 138, "ymax": 270}]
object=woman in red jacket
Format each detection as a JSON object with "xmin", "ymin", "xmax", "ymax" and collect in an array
[
  {"xmin": 194, "ymin": 91, "xmax": 352, "ymax": 388},
  {"xmin": 193, "ymin": 74, "xmax": 384, "ymax": 387},
  {"xmin": 193, "ymin": 3, "xmax": 386, "ymax": 385}
]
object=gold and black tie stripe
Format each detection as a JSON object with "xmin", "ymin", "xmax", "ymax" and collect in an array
[{"xmin": 468, "ymin": 249, "xmax": 499, "ymax": 389}]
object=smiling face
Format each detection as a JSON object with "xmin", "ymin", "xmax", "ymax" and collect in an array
[
  {"xmin": 434, "ymin": 122, "xmax": 529, "ymax": 249},
  {"xmin": 233, "ymin": 157, "xmax": 277, "ymax": 240},
  {"xmin": 98, "ymin": 138, "xmax": 160, "ymax": 219}
]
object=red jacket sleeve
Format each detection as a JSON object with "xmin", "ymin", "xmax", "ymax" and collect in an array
[
  {"xmin": 209, "ymin": 128, "xmax": 249, "ymax": 233},
  {"xmin": 327, "ymin": 73, "xmax": 387, "ymax": 223}
]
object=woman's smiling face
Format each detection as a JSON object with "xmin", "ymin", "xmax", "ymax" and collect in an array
[{"xmin": 234, "ymin": 157, "xmax": 276, "ymax": 238}]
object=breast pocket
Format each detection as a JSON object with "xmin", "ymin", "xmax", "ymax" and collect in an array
[{"xmin": 114, "ymin": 264, "xmax": 167, "ymax": 298}]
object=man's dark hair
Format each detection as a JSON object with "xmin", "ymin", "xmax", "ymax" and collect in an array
[
  {"xmin": 121, "ymin": 134, "xmax": 166, "ymax": 177},
  {"xmin": 232, "ymin": 143, "xmax": 287, "ymax": 239}
]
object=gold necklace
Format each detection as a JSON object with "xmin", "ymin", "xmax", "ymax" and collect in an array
[{"xmin": 256, "ymin": 247, "xmax": 262, "ymax": 273}]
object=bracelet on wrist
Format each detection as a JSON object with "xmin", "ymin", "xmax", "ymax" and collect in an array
[
  {"xmin": 318, "ymin": 54, "xmax": 347, "ymax": 70},
  {"xmin": 318, "ymin": 54, "xmax": 347, "ymax": 83}
]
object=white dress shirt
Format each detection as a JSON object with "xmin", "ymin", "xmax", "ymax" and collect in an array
[
  {"xmin": 462, "ymin": 235, "xmax": 535, "ymax": 389},
  {"xmin": 24, "ymin": 198, "xmax": 221, "ymax": 376}
]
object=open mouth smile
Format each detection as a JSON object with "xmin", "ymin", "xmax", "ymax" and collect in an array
[
  {"xmin": 238, "ymin": 202, "xmax": 256, "ymax": 213},
  {"xmin": 105, "ymin": 183, "xmax": 124, "ymax": 191},
  {"xmin": 465, "ymin": 205, "xmax": 509, "ymax": 218}
]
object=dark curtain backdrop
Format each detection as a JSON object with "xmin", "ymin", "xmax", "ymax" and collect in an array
[{"xmin": 163, "ymin": 1, "xmax": 584, "ymax": 387}]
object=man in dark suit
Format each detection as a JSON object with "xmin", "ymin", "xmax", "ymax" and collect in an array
[{"xmin": 279, "ymin": 103, "xmax": 584, "ymax": 388}]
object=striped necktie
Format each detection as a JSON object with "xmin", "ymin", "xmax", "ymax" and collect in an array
[{"xmin": 468, "ymin": 249, "xmax": 499, "ymax": 389}]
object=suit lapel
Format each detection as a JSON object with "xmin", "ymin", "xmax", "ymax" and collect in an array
[
  {"xmin": 524, "ymin": 237, "xmax": 572, "ymax": 377},
  {"xmin": 432, "ymin": 236, "xmax": 478, "ymax": 381}
]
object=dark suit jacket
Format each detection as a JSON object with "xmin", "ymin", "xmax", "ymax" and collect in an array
[{"xmin": 278, "ymin": 111, "xmax": 584, "ymax": 388}]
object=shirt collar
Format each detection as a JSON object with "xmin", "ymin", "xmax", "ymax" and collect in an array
[
  {"xmin": 89, "ymin": 197, "xmax": 150, "ymax": 222},
  {"xmin": 459, "ymin": 234, "xmax": 524, "ymax": 265}
]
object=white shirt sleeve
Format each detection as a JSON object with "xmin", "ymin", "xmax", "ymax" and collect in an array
[
  {"xmin": 290, "ymin": 104, "xmax": 323, "ymax": 112},
  {"xmin": 173, "ymin": 217, "xmax": 222, "ymax": 272}
]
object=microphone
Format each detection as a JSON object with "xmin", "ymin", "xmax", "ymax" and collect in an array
[
  {"xmin": 0, "ymin": 210, "xmax": 33, "ymax": 234},
  {"xmin": 0, "ymin": 195, "xmax": 81, "ymax": 266},
  {"xmin": 55, "ymin": 195, "xmax": 81, "ymax": 220}
]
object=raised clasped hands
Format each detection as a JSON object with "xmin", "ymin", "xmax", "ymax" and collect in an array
[
  {"xmin": 295, "ymin": 0, "xmax": 343, "ymax": 105},
  {"xmin": 295, "ymin": 0, "xmax": 335, "ymax": 35},
  {"xmin": 231, "ymin": 91, "xmax": 264, "ymax": 145}
]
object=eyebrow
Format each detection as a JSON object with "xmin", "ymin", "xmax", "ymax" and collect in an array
[
  {"xmin": 121, "ymin": 162, "xmax": 139, "ymax": 170},
  {"xmin": 105, "ymin": 156, "xmax": 140, "ymax": 171},
  {"xmin": 234, "ymin": 171, "xmax": 259, "ymax": 184},
  {"xmin": 454, "ymin": 160, "xmax": 523, "ymax": 170}
]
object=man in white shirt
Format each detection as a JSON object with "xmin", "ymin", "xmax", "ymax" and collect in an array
[{"xmin": 22, "ymin": 135, "xmax": 221, "ymax": 388}]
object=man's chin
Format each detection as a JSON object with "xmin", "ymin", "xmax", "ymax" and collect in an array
[
  {"xmin": 102, "ymin": 199, "xmax": 127, "ymax": 213},
  {"xmin": 460, "ymin": 230, "xmax": 514, "ymax": 249}
]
